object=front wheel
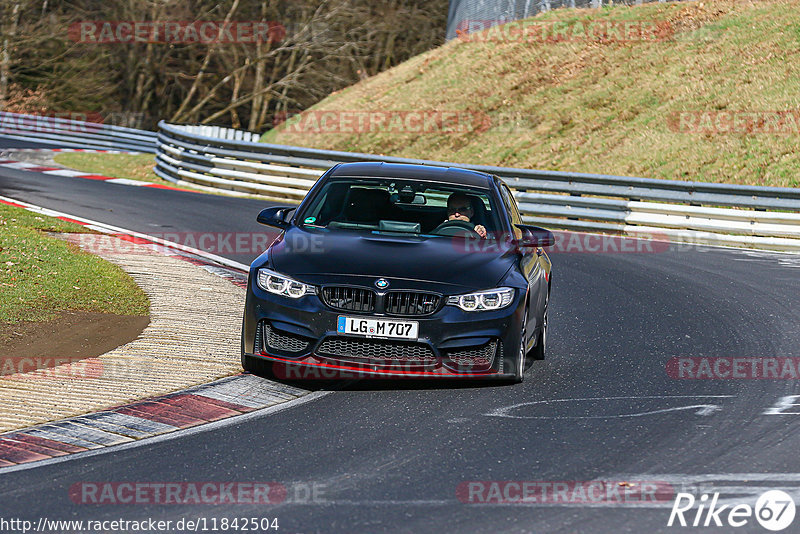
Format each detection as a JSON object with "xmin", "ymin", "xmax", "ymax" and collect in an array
[
  {"xmin": 511, "ymin": 308, "xmax": 528, "ymax": 383},
  {"xmin": 530, "ymin": 308, "xmax": 547, "ymax": 361}
]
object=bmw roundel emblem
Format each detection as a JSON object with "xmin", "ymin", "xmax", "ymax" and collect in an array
[{"xmin": 375, "ymin": 278, "xmax": 390, "ymax": 289}]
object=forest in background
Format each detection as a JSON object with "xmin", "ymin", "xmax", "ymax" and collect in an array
[{"xmin": 0, "ymin": 0, "xmax": 447, "ymax": 131}]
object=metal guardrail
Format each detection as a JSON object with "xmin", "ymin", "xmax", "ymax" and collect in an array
[
  {"xmin": 155, "ymin": 121, "xmax": 800, "ymax": 252},
  {"xmin": 2, "ymin": 110, "xmax": 797, "ymax": 251},
  {"xmin": 7, "ymin": 109, "xmax": 796, "ymax": 250},
  {"xmin": 0, "ymin": 111, "xmax": 157, "ymax": 153},
  {"xmin": 167, "ymin": 124, "xmax": 261, "ymax": 143}
]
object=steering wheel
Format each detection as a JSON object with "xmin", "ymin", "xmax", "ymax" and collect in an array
[{"xmin": 431, "ymin": 219, "xmax": 480, "ymax": 237}]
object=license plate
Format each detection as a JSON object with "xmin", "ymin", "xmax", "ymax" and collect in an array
[{"xmin": 337, "ymin": 316, "xmax": 419, "ymax": 340}]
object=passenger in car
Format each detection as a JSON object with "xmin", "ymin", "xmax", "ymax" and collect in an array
[{"xmin": 446, "ymin": 193, "xmax": 487, "ymax": 238}]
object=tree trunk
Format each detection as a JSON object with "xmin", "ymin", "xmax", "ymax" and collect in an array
[
  {"xmin": 229, "ymin": 54, "xmax": 245, "ymax": 129},
  {"xmin": 257, "ymin": 59, "xmax": 282, "ymax": 130},
  {"xmin": 170, "ymin": 0, "xmax": 241, "ymax": 122},
  {"xmin": 248, "ymin": 0, "xmax": 272, "ymax": 131},
  {"xmin": 0, "ymin": 0, "xmax": 21, "ymax": 111}
]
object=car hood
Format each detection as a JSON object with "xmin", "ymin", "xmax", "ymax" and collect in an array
[{"xmin": 269, "ymin": 227, "xmax": 515, "ymax": 292}]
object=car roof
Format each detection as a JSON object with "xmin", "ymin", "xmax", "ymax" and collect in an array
[{"xmin": 327, "ymin": 162, "xmax": 495, "ymax": 189}]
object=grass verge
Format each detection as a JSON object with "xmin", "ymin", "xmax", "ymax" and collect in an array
[
  {"xmin": 51, "ymin": 152, "xmax": 268, "ymax": 198},
  {"xmin": 0, "ymin": 203, "xmax": 149, "ymax": 325},
  {"xmin": 52, "ymin": 152, "xmax": 164, "ymax": 184},
  {"xmin": 264, "ymin": 0, "xmax": 800, "ymax": 188}
]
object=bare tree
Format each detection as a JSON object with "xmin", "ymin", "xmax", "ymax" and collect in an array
[
  {"xmin": 0, "ymin": 0, "xmax": 22, "ymax": 110},
  {"xmin": 2, "ymin": 0, "xmax": 448, "ymax": 129}
]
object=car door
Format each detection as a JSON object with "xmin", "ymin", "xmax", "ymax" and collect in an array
[{"xmin": 498, "ymin": 181, "xmax": 544, "ymax": 335}]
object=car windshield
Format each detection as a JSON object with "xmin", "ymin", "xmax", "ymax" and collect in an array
[{"xmin": 298, "ymin": 177, "xmax": 501, "ymax": 238}]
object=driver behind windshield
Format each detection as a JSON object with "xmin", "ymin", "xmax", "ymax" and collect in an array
[{"xmin": 446, "ymin": 193, "xmax": 487, "ymax": 239}]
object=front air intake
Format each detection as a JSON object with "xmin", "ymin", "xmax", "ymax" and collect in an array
[{"xmin": 321, "ymin": 286, "xmax": 376, "ymax": 313}]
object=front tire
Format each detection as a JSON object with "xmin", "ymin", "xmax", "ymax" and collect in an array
[
  {"xmin": 530, "ymin": 308, "xmax": 547, "ymax": 361},
  {"xmin": 512, "ymin": 308, "xmax": 528, "ymax": 383}
]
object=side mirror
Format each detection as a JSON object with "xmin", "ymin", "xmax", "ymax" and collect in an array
[
  {"xmin": 256, "ymin": 206, "xmax": 295, "ymax": 229},
  {"xmin": 515, "ymin": 224, "xmax": 555, "ymax": 248}
]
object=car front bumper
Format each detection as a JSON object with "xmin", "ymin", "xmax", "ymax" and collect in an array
[{"xmin": 241, "ymin": 275, "xmax": 527, "ymax": 380}]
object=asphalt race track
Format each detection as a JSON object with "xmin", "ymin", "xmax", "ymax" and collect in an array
[{"xmin": 2, "ymin": 143, "xmax": 800, "ymax": 533}]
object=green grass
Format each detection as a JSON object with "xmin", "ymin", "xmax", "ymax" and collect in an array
[
  {"xmin": 263, "ymin": 0, "xmax": 800, "ymax": 188},
  {"xmin": 52, "ymin": 152, "xmax": 164, "ymax": 184},
  {"xmin": 52, "ymin": 152, "xmax": 266, "ymax": 198},
  {"xmin": 0, "ymin": 204, "xmax": 149, "ymax": 325}
]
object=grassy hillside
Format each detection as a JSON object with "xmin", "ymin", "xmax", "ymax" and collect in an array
[{"xmin": 264, "ymin": 0, "xmax": 800, "ymax": 187}]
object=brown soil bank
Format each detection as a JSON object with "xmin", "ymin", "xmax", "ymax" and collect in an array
[{"xmin": 1, "ymin": 312, "xmax": 149, "ymax": 377}]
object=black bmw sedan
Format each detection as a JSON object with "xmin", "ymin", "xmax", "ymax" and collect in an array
[{"xmin": 241, "ymin": 162, "xmax": 553, "ymax": 382}]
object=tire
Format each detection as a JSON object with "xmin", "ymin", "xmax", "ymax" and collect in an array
[
  {"xmin": 241, "ymin": 318, "xmax": 270, "ymax": 376},
  {"xmin": 530, "ymin": 308, "xmax": 547, "ymax": 361},
  {"xmin": 512, "ymin": 307, "xmax": 528, "ymax": 383}
]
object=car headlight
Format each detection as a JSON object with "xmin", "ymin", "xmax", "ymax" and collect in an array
[
  {"xmin": 447, "ymin": 288, "xmax": 515, "ymax": 311},
  {"xmin": 257, "ymin": 268, "xmax": 316, "ymax": 298}
]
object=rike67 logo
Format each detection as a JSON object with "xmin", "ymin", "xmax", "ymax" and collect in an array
[{"xmin": 668, "ymin": 491, "xmax": 796, "ymax": 531}]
